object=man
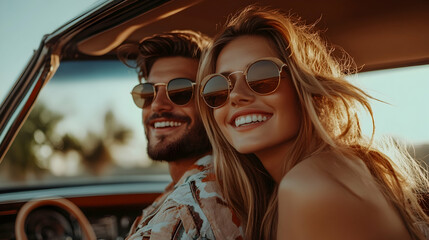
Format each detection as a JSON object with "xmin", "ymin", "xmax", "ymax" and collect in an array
[{"xmin": 124, "ymin": 30, "xmax": 243, "ymax": 239}]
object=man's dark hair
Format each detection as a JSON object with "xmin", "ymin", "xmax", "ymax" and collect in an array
[{"xmin": 135, "ymin": 30, "xmax": 210, "ymax": 81}]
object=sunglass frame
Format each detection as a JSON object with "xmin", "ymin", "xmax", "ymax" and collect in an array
[
  {"xmin": 131, "ymin": 78, "xmax": 196, "ymax": 108},
  {"xmin": 200, "ymin": 57, "xmax": 287, "ymax": 109}
]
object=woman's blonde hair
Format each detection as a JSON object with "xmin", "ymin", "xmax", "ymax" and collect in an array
[{"xmin": 196, "ymin": 5, "xmax": 428, "ymax": 239}]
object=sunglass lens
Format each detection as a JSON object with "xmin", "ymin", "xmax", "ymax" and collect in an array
[
  {"xmin": 202, "ymin": 75, "xmax": 229, "ymax": 108},
  {"xmin": 247, "ymin": 60, "xmax": 280, "ymax": 94},
  {"xmin": 167, "ymin": 78, "xmax": 194, "ymax": 105},
  {"xmin": 131, "ymin": 83, "xmax": 155, "ymax": 108}
]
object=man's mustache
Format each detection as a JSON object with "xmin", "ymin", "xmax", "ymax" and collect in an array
[{"xmin": 145, "ymin": 112, "xmax": 191, "ymax": 125}]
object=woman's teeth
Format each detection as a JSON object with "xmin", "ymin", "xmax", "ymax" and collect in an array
[
  {"xmin": 154, "ymin": 121, "xmax": 182, "ymax": 128},
  {"xmin": 234, "ymin": 114, "xmax": 268, "ymax": 127}
]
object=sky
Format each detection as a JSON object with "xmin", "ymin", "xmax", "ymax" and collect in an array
[
  {"xmin": 0, "ymin": 0, "xmax": 101, "ymax": 101},
  {"xmin": 1, "ymin": 0, "xmax": 428, "ymax": 147}
]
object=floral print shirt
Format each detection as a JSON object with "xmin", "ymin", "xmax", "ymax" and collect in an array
[{"xmin": 126, "ymin": 155, "xmax": 244, "ymax": 240}]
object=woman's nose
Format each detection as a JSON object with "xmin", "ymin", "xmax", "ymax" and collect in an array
[{"xmin": 228, "ymin": 74, "xmax": 255, "ymax": 107}]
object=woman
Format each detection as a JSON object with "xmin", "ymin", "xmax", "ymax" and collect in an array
[{"xmin": 196, "ymin": 5, "xmax": 429, "ymax": 240}]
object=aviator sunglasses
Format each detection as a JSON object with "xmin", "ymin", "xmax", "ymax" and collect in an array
[
  {"xmin": 200, "ymin": 57, "xmax": 287, "ymax": 108},
  {"xmin": 131, "ymin": 78, "xmax": 195, "ymax": 108}
]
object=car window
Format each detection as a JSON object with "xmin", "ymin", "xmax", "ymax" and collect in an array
[
  {"xmin": 0, "ymin": 60, "xmax": 169, "ymax": 189},
  {"xmin": 348, "ymin": 64, "xmax": 429, "ymax": 166}
]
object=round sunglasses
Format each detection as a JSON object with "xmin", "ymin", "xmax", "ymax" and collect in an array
[
  {"xmin": 200, "ymin": 57, "xmax": 287, "ymax": 108},
  {"xmin": 131, "ymin": 78, "xmax": 195, "ymax": 108}
]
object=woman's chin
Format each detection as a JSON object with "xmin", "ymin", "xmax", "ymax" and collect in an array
[{"xmin": 232, "ymin": 143, "xmax": 264, "ymax": 155}]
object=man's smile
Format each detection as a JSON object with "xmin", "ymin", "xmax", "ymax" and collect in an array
[
  {"xmin": 147, "ymin": 117, "xmax": 189, "ymax": 136},
  {"xmin": 153, "ymin": 121, "xmax": 183, "ymax": 128}
]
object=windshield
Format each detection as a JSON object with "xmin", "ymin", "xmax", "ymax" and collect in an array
[
  {"xmin": 0, "ymin": 60, "xmax": 427, "ymax": 189},
  {"xmin": 0, "ymin": 60, "xmax": 169, "ymax": 189}
]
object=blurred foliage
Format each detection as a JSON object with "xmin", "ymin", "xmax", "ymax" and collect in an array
[
  {"xmin": 3, "ymin": 102, "xmax": 133, "ymax": 181},
  {"xmin": 3, "ymin": 104, "xmax": 61, "ymax": 179},
  {"xmin": 78, "ymin": 110, "xmax": 133, "ymax": 175}
]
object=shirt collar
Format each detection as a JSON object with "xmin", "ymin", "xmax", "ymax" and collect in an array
[{"xmin": 166, "ymin": 154, "xmax": 213, "ymax": 190}]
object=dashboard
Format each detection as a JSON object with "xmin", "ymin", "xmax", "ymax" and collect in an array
[{"xmin": 0, "ymin": 180, "xmax": 169, "ymax": 240}]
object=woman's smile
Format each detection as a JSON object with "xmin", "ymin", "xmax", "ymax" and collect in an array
[{"xmin": 229, "ymin": 111, "xmax": 272, "ymax": 128}]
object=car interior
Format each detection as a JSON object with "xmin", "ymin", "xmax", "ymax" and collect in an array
[{"xmin": 0, "ymin": 0, "xmax": 428, "ymax": 239}]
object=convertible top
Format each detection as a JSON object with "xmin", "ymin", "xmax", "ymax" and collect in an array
[{"xmin": 74, "ymin": 0, "xmax": 429, "ymax": 71}]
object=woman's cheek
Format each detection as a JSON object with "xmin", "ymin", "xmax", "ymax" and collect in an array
[{"xmin": 213, "ymin": 108, "xmax": 232, "ymax": 142}]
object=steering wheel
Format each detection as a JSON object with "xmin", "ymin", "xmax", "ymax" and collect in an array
[{"xmin": 15, "ymin": 198, "xmax": 96, "ymax": 240}]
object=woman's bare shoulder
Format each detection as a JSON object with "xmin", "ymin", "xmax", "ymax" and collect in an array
[
  {"xmin": 277, "ymin": 152, "xmax": 410, "ymax": 240},
  {"xmin": 279, "ymin": 151, "xmax": 375, "ymax": 200},
  {"xmin": 278, "ymin": 152, "xmax": 363, "ymax": 216},
  {"xmin": 278, "ymin": 151, "xmax": 355, "ymax": 197}
]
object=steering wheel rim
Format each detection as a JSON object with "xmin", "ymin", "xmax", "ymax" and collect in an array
[{"xmin": 15, "ymin": 198, "xmax": 96, "ymax": 240}]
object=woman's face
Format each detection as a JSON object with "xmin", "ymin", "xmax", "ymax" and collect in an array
[{"xmin": 213, "ymin": 35, "xmax": 301, "ymax": 156}]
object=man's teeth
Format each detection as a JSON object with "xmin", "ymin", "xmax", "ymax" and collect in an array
[
  {"xmin": 154, "ymin": 121, "xmax": 182, "ymax": 128},
  {"xmin": 235, "ymin": 114, "xmax": 268, "ymax": 127}
]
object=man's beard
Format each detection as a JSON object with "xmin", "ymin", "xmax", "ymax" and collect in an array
[{"xmin": 146, "ymin": 115, "xmax": 211, "ymax": 162}]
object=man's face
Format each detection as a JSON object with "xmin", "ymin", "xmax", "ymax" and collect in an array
[{"xmin": 142, "ymin": 56, "xmax": 210, "ymax": 161}]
